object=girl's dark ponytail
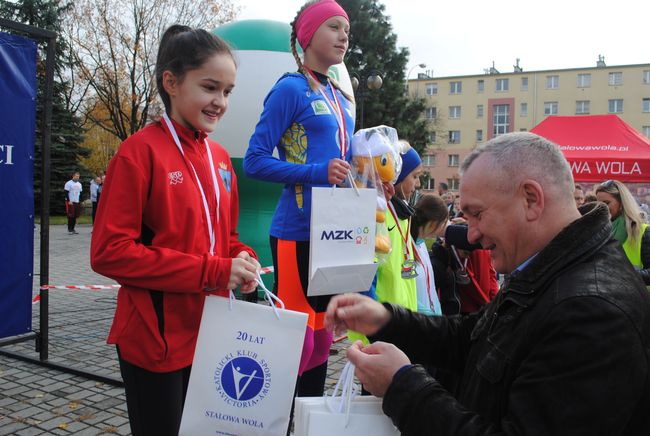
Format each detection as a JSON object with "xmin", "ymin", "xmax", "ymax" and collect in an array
[{"xmin": 410, "ymin": 194, "xmax": 450, "ymax": 240}]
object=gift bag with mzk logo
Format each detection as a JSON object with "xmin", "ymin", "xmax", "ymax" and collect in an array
[
  {"xmin": 308, "ymin": 184, "xmax": 378, "ymax": 296},
  {"xmin": 179, "ymin": 286, "xmax": 307, "ymax": 436}
]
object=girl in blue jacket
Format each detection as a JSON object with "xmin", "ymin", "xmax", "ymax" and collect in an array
[{"xmin": 244, "ymin": 0, "xmax": 354, "ymax": 397}]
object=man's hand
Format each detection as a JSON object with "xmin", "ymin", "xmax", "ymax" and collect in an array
[
  {"xmin": 325, "ymin": 293, "xmax": 391, "ymax": 336},
  {"xmin": 327, "ymin": 158, "xmax": 351, "ymax": 185},
  {"xmin": 347, "ymin": 340, "xmax": 411, "ymax": 397},
  {"xmin": 229, "ymin": 252, "xmax": 259, "ymax": 292}
]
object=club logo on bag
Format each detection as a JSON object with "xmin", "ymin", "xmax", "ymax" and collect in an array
[
  {"xmin": 214, "ymin": 351, "xmax": 271, "ymax": 408},
  {"xmin": 321, "ymin": 227, "xmax": 370, "ymax": 245}
]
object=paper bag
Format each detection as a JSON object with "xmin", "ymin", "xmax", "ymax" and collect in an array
[
  {"xmin": 293, "ymin": 395, "xmax": 399, "ymax": 436},
  {"xmin": 308, "ymin": 186, "xmax": 378, "ymax": 296},
  {"xmin": 179, "ymin": 295, "xmax": 308, "ymax": 436}
]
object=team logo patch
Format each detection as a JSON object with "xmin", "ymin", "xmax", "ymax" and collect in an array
[
  {"xmin": 311, "ymin": 100, "xmax": 331, "ymax": 115},
  {"xmin": 168, "ymin": 171, "xmax": 183, "ymax": 185},
  {"xmin": 214, "ymin": 350, "xmax": 271, "ymax": 408},
  {"xmin": 218, "ymin": 162, "xmax": 231, "ymax": 193}
]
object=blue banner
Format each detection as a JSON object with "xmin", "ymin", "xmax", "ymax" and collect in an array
[{"xmin": 0, "ymin": 31, "xmax": 37, "ymax": 339}]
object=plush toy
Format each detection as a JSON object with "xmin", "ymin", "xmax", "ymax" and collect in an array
[{"xmin": 351, "ymin": 126, "xmax": 402, "ymax": 255}]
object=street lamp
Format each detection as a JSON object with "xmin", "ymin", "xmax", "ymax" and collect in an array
[
  {"xmin": 406, "ymin": 63, "xmax": 426, "ymax": 96},
  {"xmin": 351, "ymin": 70, "xmax": 383, "ymax": 130}
]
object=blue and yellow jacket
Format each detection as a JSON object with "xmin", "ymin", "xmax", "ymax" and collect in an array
[{"xmin": 244, "ymin": 72, "xmax": 354, "ymax": 241}]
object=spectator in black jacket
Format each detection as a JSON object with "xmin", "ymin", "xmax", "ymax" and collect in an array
[{"xmin": 326, "ymin": 132, "xmax": 650, "ymax": 435}]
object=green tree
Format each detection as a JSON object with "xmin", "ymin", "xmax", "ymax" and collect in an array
[
  {"xmin": 0, "ymin": 0, "xmax": 90, "ymax": 214},
  {"xmin": 338, "ymin": 0, "xmax": 429, "ymax": 155}
]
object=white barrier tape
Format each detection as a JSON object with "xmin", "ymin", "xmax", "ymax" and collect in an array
[
  {"xmin": 40, "ymin": 285, "xmax": 121, "ymax": 290},
  {"xmin": 31, "ymin": 266, "xmax": 276, "ymax": 304}
]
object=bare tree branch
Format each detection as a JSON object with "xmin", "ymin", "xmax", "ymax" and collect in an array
[{"xmin": 63, "ymin": 0, "xmax": 239, "ymax": 141}]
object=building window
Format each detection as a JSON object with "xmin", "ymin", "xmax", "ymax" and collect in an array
[
  {"xmin": 425, "ymin": 107, "xmax": 437, "ymax": 119},
  {"xmin": 449, "ymin": 106, "xmax": 461, "ymax": 119},
  {"xmin": 448, "ymin": 130, "xmax": 461, "ymax": 144},
  {"xmin": 576, "ymin": 100, "xmax": 590, "ymax": 114},
  {"xmin": 577, "ymin": 73, "xmax": 591, "ymax": 88},
  {"xmin": 427, "ymin": 132, "xmax": 436, "ymax": 143},
  {"xmin": 425, "ymin": 83, "xmax": 438, "ymax": 96},
  {"xmin": 643, "ymin": 98, "xmax": 650, "ymax": 113},
  {"xmin": 520, "ymin": 102, "xmax": 528, "ymax": 117},
  {"xmin": 426, "ymin": 178, "xmax": 436, "ymax": 190},
  {"xmin": 643, "ymin": 126, "xmax": 650, "ymax": 138},
  {"xmin": 476, "ymin": 130, "xmax": 483, "ymax": 142},
  {"xmin": 608, "ymin": 99, "xmax": 624, "ymax": 113},
  {"xmin": 447, "ymin": 178, "xmax": 460, "ymax": 190},
  {"xmin": 521, "ymin": 77, "xmax": 528, "ymax": 91},
  {"xmin": 544, "ymin": 101, "xmax": 558, "ymax": 115},
  {"xmin": 546, "ymin": 75, "xmax": 559, "ymax": 89},
  {"xmin": 477, "ymin": 104, "xmax": 484, "ymax": 118},
  {"xmin": 644, "ymin": 71, "xmax": 650, "ymax": 84},
  {"xmin": 450, "ymin": 81, "xmax": 462, "ymax": 94},
  {"xmin": 493, "ymin": 104, "xmax": 510, "ymax": 137},
  {"xmin": 448, "ymin": 154, "xmax": 459, "ymax": 167},
  {"xmin": 423, "ymin": 154, "xmax": 436, "ymax": 166},
  {"xmin": 477, "ymin": 79, "xmax": 484, "ymax": 93},
  {"xmin": 496, "ymin": 78, "xmax": 509, "ymax": 92},
  {"xmin": 609, "ymin": 72, "xmax": 623, "ymax": 86}
]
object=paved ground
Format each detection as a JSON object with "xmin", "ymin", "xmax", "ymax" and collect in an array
[{"xmin": 0, "ymin": 224, "xmax": 349, "ymax": 435}]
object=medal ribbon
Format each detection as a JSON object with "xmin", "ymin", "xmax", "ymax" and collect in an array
[
  {"xmin": 387, "ymin": 202, "xmax": 412, "ymax": 262},
  {"xmin": 411, "ymin": 240, "xmax": 436, "ymax": 311},
  {"xmin": 305, "ymin": 68, "xmax": 348, "ymax": 158},
  {"xmin": 162, "ymin": 113, "xmax": 221, "ymax": 255}
]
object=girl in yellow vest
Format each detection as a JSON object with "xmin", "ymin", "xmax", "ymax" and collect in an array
[
  {"xmin": 596, "ymin": 179, "xmax": 650, "ymax": 286},
  {"xmin": 347, "ymin": 143, "xmax": 423, "ymax": 346}
]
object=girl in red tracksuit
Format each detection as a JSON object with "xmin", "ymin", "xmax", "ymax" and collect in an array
[{"xmin": 90, "ymin": 25, "xmax": 260, "ymax": 436}]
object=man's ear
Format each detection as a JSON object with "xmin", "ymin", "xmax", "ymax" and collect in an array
[
  {"xmin": 162, "ymin": 71, "xmax": 178, "ymax": 98},
  {"xmin": 520, "ymin": 179, "xmax": 544, "ymax": 221}
]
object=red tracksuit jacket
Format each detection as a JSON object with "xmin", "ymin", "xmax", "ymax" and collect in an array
[{"xmin": 91, "ymin": 118, "xmax": 255, "ymax": 372}]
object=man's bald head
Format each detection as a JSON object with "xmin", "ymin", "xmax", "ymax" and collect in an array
[{"xmin": 459, "ymin": 132, "xmax": 581, "ymax": 273}]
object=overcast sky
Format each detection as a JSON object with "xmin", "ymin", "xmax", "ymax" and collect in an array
[{"xmin": 236, "ymin": 0, "xmax": 650, "ymax": 78}]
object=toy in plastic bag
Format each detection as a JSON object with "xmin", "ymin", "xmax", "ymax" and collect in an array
[{"xmin": 351, "ymin": 126, "xmax": 402, "ymax": 262}]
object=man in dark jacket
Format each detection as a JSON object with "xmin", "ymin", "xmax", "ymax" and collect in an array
[{"xmin": 326, "ymin": 132, "xmax": 650, "ymax": 435}]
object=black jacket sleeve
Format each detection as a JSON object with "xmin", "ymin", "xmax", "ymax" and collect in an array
[
  {"xmin": 639, "ymin": 227, "xmax": 650, "ymax": 285},
  {"xmin": 380, "ymin": 297, "xmax": 648, "ymax": 435},
  {"xmin": 369, "ymin": 303, "xmax": 482, "ymax": 371}
]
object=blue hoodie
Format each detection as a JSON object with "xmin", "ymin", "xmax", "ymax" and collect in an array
[{"xmin": 244, "ymin": 73, "xmax": 354, "ymax": 241}]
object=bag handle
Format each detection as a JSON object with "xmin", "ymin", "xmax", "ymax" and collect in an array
[
  {"xmin": 228, "ymin": 290, "xmax": 236, "ymax": 310},
  {"xmin": 330, "ymin": 171, "xmax": 360, "ymax": 197},
  {"xmin": 326, "ymin": 361, "xmax": 359, "ymax": 427},
  {"xmin": 227, "ymin": 275, "xmax": 286, "ymax": 321},
  {"xmin": 255, "ymin": 272, "xmax": 285, "ymax": 320}
]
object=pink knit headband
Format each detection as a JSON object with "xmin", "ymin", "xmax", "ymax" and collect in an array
[{"xmin": 295, "ymin": 0, "xmax": 349, "ymax": 50}]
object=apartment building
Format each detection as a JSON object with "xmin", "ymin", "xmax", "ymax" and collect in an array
[{"xmin": 408, "ymin": 61, "xmax": 650, "ymax": 192}]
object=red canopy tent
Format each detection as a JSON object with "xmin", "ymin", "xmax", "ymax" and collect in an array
[{"xmin": 530, "ymin": 115, "xmax": 650, "ymax": 183}]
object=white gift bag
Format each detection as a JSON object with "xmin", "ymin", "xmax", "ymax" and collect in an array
[
  {"xmin": 308, "ymin": 184, "xmax": 378, "ymax": 296},
  {"xmin": 180, "ymin": 284, "xmax": 307, "ymax": 436},
  {"xmin": 293, "ymin": 362, "xmax": 399, "ymax": 436}
]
